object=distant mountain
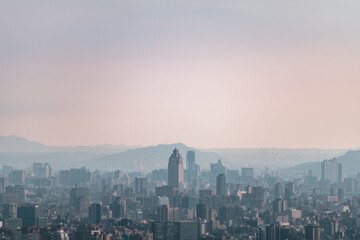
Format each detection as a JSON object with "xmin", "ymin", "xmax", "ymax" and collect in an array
[
  {"xmin": 0, "ymin": 135, "xmax": 134, "ymax": 154},
  {"xmin": 89, "ymin": 143, "xmax": 227, "ymax": 172},
  {"xmin": 0, "ymin": 136, "xmax": 227, "ymax": 171},
  {"xmin": 204, "ymin": 148, "xmax": 347, "ymax": 169},
  {"xmin": 0, "ymin": 135, "xmax": 52, "ymax": 152},
  {"xmin": 0, "ymin": 151, "xmax": 103, "ymax": 170},
  {"xmin": 333, "ymin": 150, "xmax": 360, "ymax": 177},
  {"xmin": 281, "ymin": 148, "xmax": 360, "ymax": 179},
  {"xmin": 0, "ymin": 135, "xmax": 354, "ymax": 174}
]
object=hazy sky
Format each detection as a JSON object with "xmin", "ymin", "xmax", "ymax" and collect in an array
[{"xmin": 1, "ymin": 1, "xmax": 360, "ymax": 148}]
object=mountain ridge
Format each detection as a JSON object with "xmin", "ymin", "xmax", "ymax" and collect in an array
[
  {"xmin": 281, "ymin": 148, "xmax": 360, "ymax": 179},
  {"xmin": 0, "ymin": 135, "xmax": 135, "ymax": 154},
  {"xmin": 90, "ymin": 142, "xmax": 229, "ymax": 172}
]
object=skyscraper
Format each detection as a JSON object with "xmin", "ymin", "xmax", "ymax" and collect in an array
[
  {"xmin": 321, "ymin": 158, "xmax": 343, "ymax": 184},
  {"xmin": 0, "ymin": 176, "xmax": 8, "ymax": 193},
  {"xmin": 265, "ymin": 224, "xmax": 280, "ymax": 240},
  {"xmin": 241, "ymin": 168, "xmax": 254, "ymax": 179},
  {"xmin": 69, "ymin": 186, "xmax": 90, "ymax": 214},
  {"xmin": 216, "ymin": 174, "xmax": 226, "ymax": 196},
  {"xmin": 168, "ymin": 149, "xmax": 184, "ymax": 187},
  {"xmin": 89, "ymin": 203, "xmax": 102, "ymax": 224},
  {"xmin": 186, "ymin": 151, "xmax": 200, "ymax": 183},
  {"xmin": 186, "ymin": 151, "xmax": 195, "ymax": 171},
  {"xmin": 186, "ymin": 151, "xmax": 195, "ymax": 181},
  {"xmin": 338, "ymin": 163, "xmax": 344, "ymax": 183},
  {"xmin": 196, "ymin": 202, "xmax": 209, "ymax": 221},
  {"xmin": 17, "ymin": 204, "xmax": 41, "ymax": 227},
  {"xmin": 305, "ymin": 224, "xmax": 321, "ymax": 240},
  {"xmin": 6, "ymin": 185, "xmax": 25, "ymax": 203},
  {"xmin": 9, "ymin": 170, "xmax": 25, "ymax": 185},
  {"xmin": 32, "ymin": 163, "xmax": 43, "ymax": 177},
  {"xmin": 135, "ymin": 177, "xmax": 148, "ymax": 197},
  {"xmin": 210, "ymin": 159, "xmax": 226, "ymax": 183},
  {"xmin": 274, "ymin": 183, "xmax": 283, "ymax": 200},
  {"xmin": 151, "ymin": 221, "xmax": 198, "ymax": 240},
  {"xmin": 285, "ymin": 182, "xmax": 295, "ymax": 201},
  {"xmin": 272, "ymin": 198, "xmax": 286, "ymax": 213}
]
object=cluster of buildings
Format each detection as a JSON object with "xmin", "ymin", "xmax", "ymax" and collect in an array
[{"xmin": 0, "ymin": 150, "xmax": 359, "ymax": 239}]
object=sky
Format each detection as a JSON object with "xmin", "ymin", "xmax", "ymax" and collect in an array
[{"xmin": 1, "ymin": 1, "xmax": 360, "ymax": 149}]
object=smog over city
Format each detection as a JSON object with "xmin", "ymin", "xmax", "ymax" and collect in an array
[{"xmin": 1, "ymin": 1, "xmax": 360, "ymax": 239}]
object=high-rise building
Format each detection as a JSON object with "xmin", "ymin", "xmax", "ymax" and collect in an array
[
  {"xmin": 0, "ymin": 176, "xmax": 8, "ymax": 193},
  {"xmin": 305, "ymin": 170, "xmax": 317, "ymax": 187},
  {"xmin": 44, "ymin": 163, "xmax": 54, "ymax": 177},
  {"xmin": 186, "ymin": 151, "xmax": 200, "ymax": 183},
  {"xmin": 89, "ymin": 203, "xmax": 102, "ymax": 224},
  {"xmin": 3, "ymin": 203, "xmax": 17, "ymax": 218},
  {"xmin": 272, "ymin": 199, "xmax": 286, "ymax": 213},
  {"xmin": 241, "ymin": 168, "xmax": 254, "ymax": 179},
  {"xmin": 9, "ymin": 170, "xmax": 25, "ymax": 185},
  {"xmin": 32, "ymin": 163, "xmax": 52, "ymax": 178},
  {"xmin": 110, "ymin": 199, "xmax": 126, "ymax": 219},
  {"xmin": 17, "ymin": 204, "xmax": 41, "ymax": 227},
  {"xmin": 135, "ymin": 177, "xmax": 148, "ymax": 197},
  {"xmin": 59, "ymin": 167, "xmax": 92, "ymax": 186},
  {"xmin": 226, "ymin": 169, "xmax": 239, "ymax": 184},
  {"xmin": 216, "ymin": 174, "xmax": 226, "ymax": 196},
  {"xmin": 251, "ymin": 186, "xmax": 265, "ymax": 209},
  {"xmin": 179, "ymin": 221, "xmax": 198, "ymax": 240},
  {"xmin": 155, "ymin": 205, "xmax": 179, "ymax": 222},
  {"xmin": 284, "ymin": 182, "xmax": 295, "ymax": 201},
  {"xmin": 114, "ymin": 170, "xmax": 123, "ymax": 184},
  {"xmin": 274, "ymin": 183, "xmax": 283, "ymax": 200},
  {"xmin": 5, "ymin": 218, "xmax": 22, "ymax": 231},
  {"xmin": 32, "ymin": 163, "xmax": 43, "ymax": 177},
  {"xmin": 186, "ymin": 151, "xmax": 195, "ymax": 171},
  {"xmin": 321, "ymin": 158, "xmax": 342, "ymax": 184},
  {"xmin": 337, "ymin": 188, "xmax": 345, "ymax": 202},
  {"xmin": 151, "ymin": 221, "xmax": 198, "ymax": 240},
  {"xmin": 196, "ymin": 202, "xmax": 209, "ymax": 221},
  {"xmin": 305, "ymin": 224, "xmax": 321, "ymax": 240},
  {"xmin": 210, "ymin": 159, "xmax": 225, "ymax": 184},
  {"xmin": 265, "ymin": 224, "xmax": 280, "ymax": 240},
  {"xmin": 338, "ymin": 163, "xmax": 344, "ymax": 183},
  {"xmin": 6, "ymin": 185, "xmax": 25, "ymax": 203},
  {"xmin": 69, "ymin": 186, "xmax": 89, "ymax": 214},
  {"xmin": 2, "ymin": 165, "xmax": 13, "ymax": 176},
  {"xmin": 156, "ymin": 205, "xmax": 169, "ymax": 222},
  {"xmin": 168, "ymin": 149, "xmax": 184, "ymax": 187},
  {"xmin": 156, "ymin": 185, "xmax": 177, "ymax": 206}
]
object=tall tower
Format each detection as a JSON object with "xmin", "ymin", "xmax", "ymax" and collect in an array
[
  {"xmin": 274, "ymin": 182, "xmax": 283, "ymax": 200},
  {"xmin": 338, "ymin": 163, "xmax": 344, "ymax": 183},
  {"xmin": 186, "ymin": 151, "xmax": 195, "ymax": 172},
  {"xmin": 321, "ymin": 158, "xmax": 341, "ymax": 183},
  {"xmin": 210, "ymin": 159, "xmax": 225, "ymax": 184},
  {"xmin": 168, "ymin": 149, "xmax": 184, "ymax": 187},
  {"xmin": 216, "ymin": 174, "xmax": 226, "ymax": 196},
  {"xmin": 135, "ymin": 177, "xmax": 148, "ymax": 197},
  {"xmin": 88, "ymin": 203, "xmax": 102, "ymax": 224},
  {"xmin": 186, "ymin": 151, "xmax": 200, "ymax": 183}
]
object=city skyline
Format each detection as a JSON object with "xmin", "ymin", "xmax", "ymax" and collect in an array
[
  {"xmin": 0, "ymin": 147, "xmax": 356, "ymax": 239},
  {"xmin": 1, "ymin": 1, "xmax": 360, "ymax": 149},
  {"xmin": 2, "ymin": 1, "xmax": 360, "ymax": 239}
]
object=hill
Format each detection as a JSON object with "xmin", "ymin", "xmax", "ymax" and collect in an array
[
  {"xmin": 89, "ymin": 143, "xmax": 227, "ymax": 172},
  {"xmin": 0, "ymin": 136, "xmax": 226, "ymax": 171},
  {"xmin": 0, "ymin": 135, "xmax": 133, "ymax": 154},
  {"xmin": 281, "ymin": 148, "xmax": 360, "ymax": 179}
]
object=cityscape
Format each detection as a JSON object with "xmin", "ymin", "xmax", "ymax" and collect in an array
[
  {"xmin": 1, "ymin": 0, "xmax": 360, "ymax": 239},
  {"xmin": 0, "ymin": 146, "xmax": 359, "ymax": 239}
]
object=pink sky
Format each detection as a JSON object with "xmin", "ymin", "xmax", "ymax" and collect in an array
[{"xmin": 1, "ymin": 1, "xmax": 360, "ymax": 148}]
